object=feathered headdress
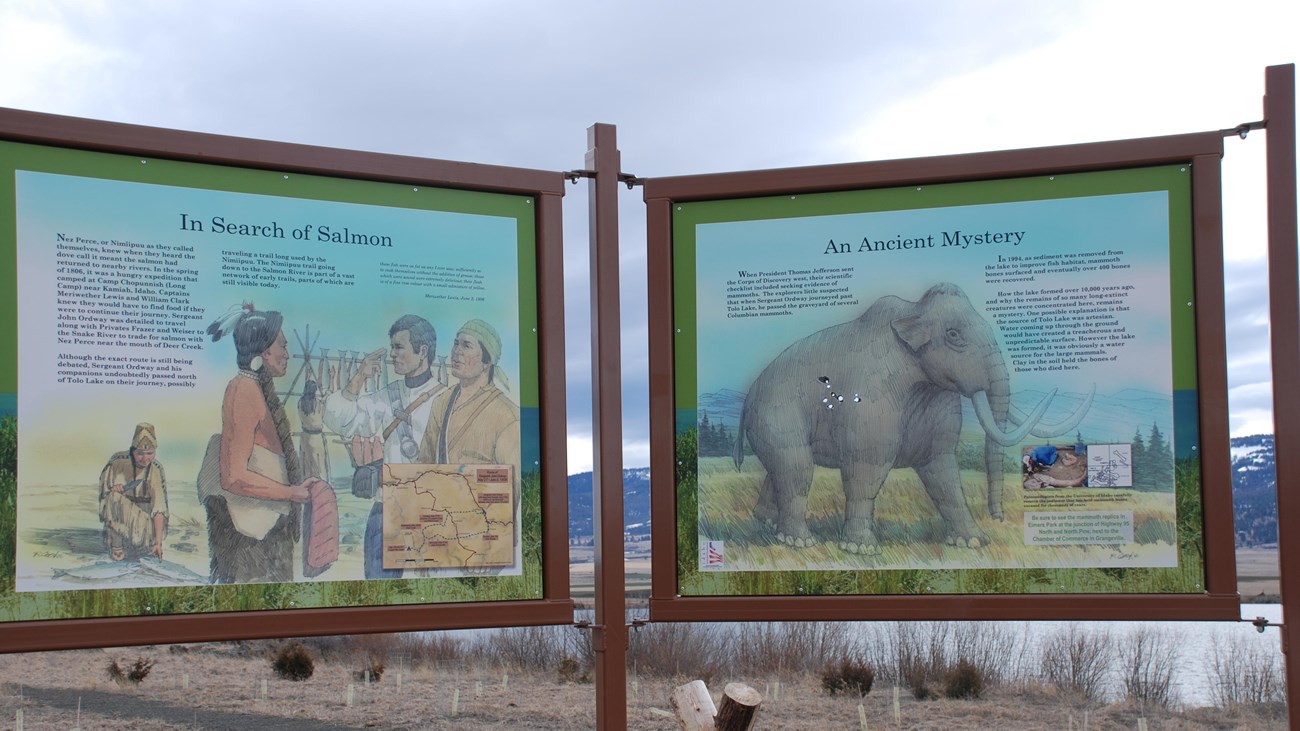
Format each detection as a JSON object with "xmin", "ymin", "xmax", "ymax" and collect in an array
[{"xmin": 207, "ymin": 301, "xmax": 255, "ymax": 342}]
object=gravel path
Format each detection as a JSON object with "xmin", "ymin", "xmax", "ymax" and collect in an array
[{"xmin": 18, "ymin": 685, "xmax": 366, "ymax": 731}]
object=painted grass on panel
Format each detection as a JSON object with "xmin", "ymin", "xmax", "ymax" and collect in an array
[
  {"xmin": 679, "ymin": 428, "xmax": 1206, "ymax": 597},
  {"xmin": 699, "ymin": 457, "xmax": 1178, "ymax": 569}
]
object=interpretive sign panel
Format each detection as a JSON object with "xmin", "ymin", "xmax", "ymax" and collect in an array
[
  {"xmin": 646, "ymin": 135, "xmax": 1238, "ymax": 621},
  {"xmin": 0, "ymin": 109, "xmax": 572, "ymax": 648}
]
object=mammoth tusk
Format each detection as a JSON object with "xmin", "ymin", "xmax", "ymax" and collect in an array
[
  {"xmin": 974, "ymin": 389, "xmax": 1055, "ymax": 446},
  {"xmin": 1006, "ymin": 385, "xmax": 1096, "ymax": 438}
]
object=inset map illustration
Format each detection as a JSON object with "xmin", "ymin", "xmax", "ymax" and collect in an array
[
  {"xmin": 1086, "ymin": 444, "xmax": 1133, "ymax": 488},
  {"xmin": 381, "ymin": 463, "xmax": 515, "ymax": 570}
]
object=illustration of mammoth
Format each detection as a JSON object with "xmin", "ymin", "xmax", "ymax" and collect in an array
[{"xmin": 733, "ymin": 283, "xmax": 1091, "ymax": 554}]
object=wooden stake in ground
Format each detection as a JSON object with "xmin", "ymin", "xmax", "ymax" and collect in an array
[
  {"xmin": 671, "ymin": 680, "xmax": 716, "ymax": 731},
  {"xmin": 714, "ymin": 683, "xmax": 762, "ymax": 731}
]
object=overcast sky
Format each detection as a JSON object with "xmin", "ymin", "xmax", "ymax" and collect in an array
[{"xmin": 2, "ymin": 0, "xmax": 1296, "ymax": 473}]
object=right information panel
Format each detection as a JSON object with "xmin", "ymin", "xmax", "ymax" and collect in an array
[{"xmin": 674, "ymin": 165, "xmax": 1205, "ymax": 596}]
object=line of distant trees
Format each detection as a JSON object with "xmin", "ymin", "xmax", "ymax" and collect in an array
[{"xmin": 698, "ymin": 411, "xmax": 736, "ymax": 457}]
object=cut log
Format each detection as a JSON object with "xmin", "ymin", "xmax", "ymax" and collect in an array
[
  {"xmin": 671, "ymin": 679, "xmax": 716, "ymax": 731},
  {"xmin": 715, "ymin": 683, "xmax": 762, "ymax": 731}
]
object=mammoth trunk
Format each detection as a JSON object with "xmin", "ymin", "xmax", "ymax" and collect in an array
[{"xmin": 983, "ymin": 354, "xmax": 1011, "ymax": 519}]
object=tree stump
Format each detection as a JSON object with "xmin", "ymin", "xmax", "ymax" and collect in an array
[
  {"xmin": 715, "ymin": 683, "xmax": 762, "ymax": 731},
  {"xmin": 671, "ymin": 679, "xmax": 716, "ymax": 731}
]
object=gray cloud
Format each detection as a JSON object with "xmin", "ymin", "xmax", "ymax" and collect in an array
[{"xmin": 3, "ymin": 1, "xmax": 1292, "ymax": 467}]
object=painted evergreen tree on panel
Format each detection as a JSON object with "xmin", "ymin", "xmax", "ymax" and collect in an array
[
  {"xmin": 1145, "ymin": 423, "xmax": 1173, "ymax": 491},
  {"xmin": 1131, "ymin": 427, "xmax": 1148, "ymax": 490}
]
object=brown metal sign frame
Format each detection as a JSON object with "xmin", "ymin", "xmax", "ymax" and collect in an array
[
  {"xmin": 644, "ymin": 131, "xmax": 1241, "ymax": 623},
  {"xmin": 1264, "ymin": 63, "xmax": 1300, "ymax": 723},
  {"xmin": 0, "ymin": 108, "xmax": 573, "ymax": 652}
]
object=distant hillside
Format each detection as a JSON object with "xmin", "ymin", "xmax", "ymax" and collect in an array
[
  {"xmin": 567, "ymin": 467, "xmax": 650, "ymax": 539},
  {"xmin": 1232, "ymin": 434, "xmax": 1277, "ymax": 546}
]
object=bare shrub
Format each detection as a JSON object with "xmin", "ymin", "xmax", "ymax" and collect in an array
[
  {"xmin": 733, "ymin": 621, "xmax": 856, "ymax": 675},
  {"xmin": 627, "ymin": 622, "xmax": 726, "ymax": 683},
  {"xmin": 271, "ymin": 641, "xmax": 315, "ymax": 681},
  {"xmin": 352, "ymin": 657, "xmax": 385, "ymax": 683},
  {"xmin": 483, "ymin": 624, "xmax": 573, "ymax": 671},
  {"xmin": 347, "ymin": 634, "xmax": 399, "ymax": 666},
  {"xmin": 1039, "ymin": 623, "xmax": 1112, "ymax": 702},
  {"xmin": 419, "ymin": 631, "xmax": 470, "ymax": 669},
  {"xmin": 1206, "ymin": 631, "xmax": 1284, "ymax": 708},
  {"xmin": 302, "ymin": 632, "xmax": 441, "ymax": 672},
  {"xmin": 1119, "ymin": 626, "xmax": 1180, "ymax": 708},
  {"xmin": 557, "ymin": 655, "xmax": 591, "ymax": 683},
  {"xmin": 862, "ymin": 621, "xmax": 1020, "ymax": 691},
  {"xmin": 331, "ymin": 635, "xmax": 396, "ymax": 680},
  {"xmin": 568, "ymin": 625, "xmax": 598, "ymax": 676},
  {"xmin": 107, "ymin": 657, "xmax": 154, "ymax": 685},
  {"xmin": 943, "ymin": 658, "xmax": 985, "ymax": 699},
  {"xmin": 864, "ymin": 621, "xmax": 948, "ymax": 686},
  {"xmin": 820, "ymin": 658, "xmax": 874, "ymax": 697},
  {"xmin": 906, "ymin": 661, "xmax": 935, "ymax": 700},
  {"xmin": 947, "ymin": 622, "xmax": 1026, "ymax": 686}
]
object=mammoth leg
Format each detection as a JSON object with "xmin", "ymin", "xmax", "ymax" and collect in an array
[
  {"xmin": 902, "ymin": 386, "xmax": 987, "ymax": 547},
  {"xmin": 838, "ymin": 460, "xmax": 893, "ymax": 555},
  {"xmin": 915, "ymin": 453, "xmax": 988, "ymax": 548},
  {"xmin": 755, "ymin": 473, "xmax": 780, "ymax": 526},
  {"xmin": 763, "ymin": 449, "xmax": 815, "ymax": 548},
  {"xmin": 747, "ymin": 396, "xmax": 818, "ymax": 547}
]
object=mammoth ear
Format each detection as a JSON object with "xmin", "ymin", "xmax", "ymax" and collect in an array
[{"xmin": 892, "ymin": 315, "xmax": 932, "ymax": 352}]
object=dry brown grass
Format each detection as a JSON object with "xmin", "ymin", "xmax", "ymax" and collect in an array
[
  {"xmin": 0, "ymin": 644, "xmax": 599, "ymax": 730},
  {"xmin": 0, "ymin": 645, "xmax": 1287, "ymax": 730},
  {"xmin": 628, "ymin": 675, "xmax": 1286, "ymax": 731}
]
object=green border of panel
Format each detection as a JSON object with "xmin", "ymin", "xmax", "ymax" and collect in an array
[
  {"xmin": 672, "ymin": 164, "xmax": 1205, "ymax": 597},
  {"xmin": 0, "ymin": 140, "xmax": 546, "ymax": 621}
]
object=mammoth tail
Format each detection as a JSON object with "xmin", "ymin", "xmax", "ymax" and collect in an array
[{"xmin": 732, "ymin": 402, "xmax": 747, "ymax": 471}]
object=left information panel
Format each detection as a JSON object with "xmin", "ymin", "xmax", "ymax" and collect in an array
[{"xmin": 0, "ymin": 133, "xmax": 557, "ymax": 627}]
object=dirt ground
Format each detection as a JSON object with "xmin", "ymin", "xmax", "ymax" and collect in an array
[{"xmin": 0, "ymin": 645, "xmax": 1287, "ymax": 730}]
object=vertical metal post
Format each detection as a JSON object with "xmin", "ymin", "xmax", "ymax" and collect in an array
[
  {"xmin": 587, "ymin": 123, "xmax": 628, "ymax": 731},
  {"xmin": 1263, "ymin": 63, "xmax": 1299, "ymax": 727}
]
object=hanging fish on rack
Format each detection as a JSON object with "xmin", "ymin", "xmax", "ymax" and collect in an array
[{"xmin": 320, "ymin": 348, "xmax": 334, "ymax": 393}]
